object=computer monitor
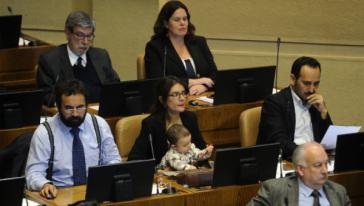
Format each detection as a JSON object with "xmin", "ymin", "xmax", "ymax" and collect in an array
[
  {"xmin": 98, "ymin": 78, "xmax": 161, "ymax": 117},
  {"xmin": 334, "ymin": 132, "xmax": 364, "ymax": 172},
  {"xmin": 213, "ymin": 66, "xmax": 276, "ymax": 105},
  {"xmin": 212, "ymin": 143, "xmax": 280, "ymax": 187},
  {"xmin": 0, "ymin": 89, "xmax": 44, "ymax": 129},
  {"xmin": 0, "ymin": 15, "xmax": 22, "ymax": 49},
  {"xmin": 85, "ymin": 159, "xmax": 155, "ymax": 202},
  {"xmin": 0, "ymin": 176, "xmax": 25, "ymax": 206}
]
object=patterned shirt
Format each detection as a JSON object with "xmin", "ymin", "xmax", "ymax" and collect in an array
[{"xmin": 159, "ymin": 143, "xmax": 209, "ymax": 171}]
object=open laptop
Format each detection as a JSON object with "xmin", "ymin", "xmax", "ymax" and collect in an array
[
  {"xmin": 0, "ymin": 15, "xmax": 22, "ymax": 49},
  {"xmin": 0, "ymin": 176, "xmax": 25, "ymax": 206},
  {"xmin": 212, "ymin": 143, "xmax": 280, "ymax": 187},
  {"xmin": 213, "ymin": 66, "xmax": 276, "ymax": 105},
  {"xmin": 334, "ymin": 132, "xmax": 364, "ymax": 172},
  {"xmin": 86, "ymin": 159, "xmax": 155, "ymax": 202},
  {"xmin": 98, "ymin": 78, "xmax": 160, "ymax": 118}
]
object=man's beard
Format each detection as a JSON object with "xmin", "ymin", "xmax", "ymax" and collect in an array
[
  {"xmin": 60, "ymin": 113, "xmax": 86, "ymax": 128},
  {"xmin": 292, "ymin": 85, "xmax": 314, "ymax": 105}
]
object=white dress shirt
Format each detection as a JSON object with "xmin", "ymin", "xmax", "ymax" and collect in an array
[
  {"xmin": 67, "ymin": 45, "xmax": 87, "ymax": 67},
  {"xmin": 290, "ymin": 87, "xmax": 314, "ymax": 145}
]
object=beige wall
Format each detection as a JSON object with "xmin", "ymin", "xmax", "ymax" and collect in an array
[
  {"xmin": 1, "ymin": 0, "xmax": 364, "ymax": 127},
  {"xmin": 92, "ymin": 0, "xmax": 158, "ymax": 80}
]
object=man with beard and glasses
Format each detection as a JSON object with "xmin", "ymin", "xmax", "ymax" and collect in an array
[
  {"xmin": 37, "ymin": 11, "xmax": 120, "ymax": 105},
  {"xmin": 247, "ymin": 142, "xmax": 351, "ymax": 206},
  {"xmin": 25, "ymin": 80, "xmax": 121, "ymax": 199},
  {"xmin": 257, "ymin": 56, "xmax": 333, "ymax": 160}
]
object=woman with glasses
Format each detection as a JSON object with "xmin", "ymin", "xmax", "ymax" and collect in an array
[
  {"xmin": 128, "ymin": 76, "xmax": 207, "ymax": 164},
  {"xmin": 144, "ymin": 1, "xmax": 217, "ymax": 95}
]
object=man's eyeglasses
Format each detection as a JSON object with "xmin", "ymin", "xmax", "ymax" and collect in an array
[
  {"xmin": 72, "ymin": 32, "xmax": 95, "ymax": 41},
  {"xmin": 64, "ymin": 105, "xmax": 87, "ymax": 113},
  {"xmin": 168, "ymin": 91, "xmax": 188, "ymax": 98}
]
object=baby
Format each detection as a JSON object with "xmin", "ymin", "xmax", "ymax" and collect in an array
[{"xmin": 159, "ymin": 124, "xmax": 214, "ymax": 171}]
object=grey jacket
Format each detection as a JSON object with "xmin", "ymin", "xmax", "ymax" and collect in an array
[{"xmin": 247, "ymin": 176, "xmax": 351, "ymax": 206}]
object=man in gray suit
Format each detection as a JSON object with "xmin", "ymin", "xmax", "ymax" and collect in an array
[
  {"xmin": 248, "ymin": 142, "xmax": 351, "ymax": 206},
  {"xmin": 37, "ymin": 11, "xmax": 120, "ymax": 105}
]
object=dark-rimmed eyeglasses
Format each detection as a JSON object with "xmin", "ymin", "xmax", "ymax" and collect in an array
[
  {"xmin": 168, "ymin": 91, "xmax": 188, "ymax": 98},
  {"xmin": 72, "ymin": 32, "xmax": 95, "ymax": 41}
]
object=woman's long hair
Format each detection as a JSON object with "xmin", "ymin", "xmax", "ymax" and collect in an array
[{"xmin": 151, "ymin": 1, "xmax": 195, "ymax": 41}]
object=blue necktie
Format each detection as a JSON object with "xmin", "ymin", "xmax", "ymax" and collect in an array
[
  {"xmin": 71, "ymin": 127, "xmax": 86, "ymax": 185},
  {"xmin": 185, "ymin": 59, "xmax": 196, "ymax": 78}
]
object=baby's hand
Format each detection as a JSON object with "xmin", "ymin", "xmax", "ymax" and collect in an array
[
  {"xmin": 184, "ymin": 165, "xmax": 197, "ymax": 170},
  {"xmin": 198, "ymin": 144, "xmax": 214, "ymax": 160}
]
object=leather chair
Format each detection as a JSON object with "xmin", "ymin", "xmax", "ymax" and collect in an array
[
  {"xmin": 239, "ymin": 106, "xmax": 262, "ymax": 147},
  {"xmin": 136, "ymin": 53, "xmax": 145, "ymax": 80},
  {"xmin": 0, "ymin": 132, "xmax": 33, "ymax": 178},
  {"xmin": 114, "ymin": 114, "xmax": 148, "ymax": 160}
]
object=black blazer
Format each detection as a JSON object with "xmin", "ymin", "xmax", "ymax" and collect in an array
[
  {"xmin": 128, "ymin": 111, "xmax": 206, "ymax": 164},
  {"xmin": 144, "ymin": 36, "xmax": 217, "ymax": 84},
  {"xmin": 36, "ymin": 44, "xmax": 120, "ymax": 104},
  {"xmin": 257, "ymin": 87, "xmax": 333, "ymax": 159}
]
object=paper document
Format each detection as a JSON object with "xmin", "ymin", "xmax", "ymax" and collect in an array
[
  {"xmin": 320, "ymin": 125, "xmax": 361, "ymax": 150},
  {"xmin": 22, "ymin": 198, "xmax": 41, "ymax": 206},
  {"xmin": 196, "ymin": 96, "xmax": 214, "ymax": 104}
]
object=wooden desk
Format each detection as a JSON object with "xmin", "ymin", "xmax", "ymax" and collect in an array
[
  {"xmin": 26, "ymin": 170, "xmax": 364, "ymax": 206},
  {"xmin": 188, "ymin": 101, "xmax": 261, "ymax": 145},
  {"xmin": 0, "ymin": 125, "xmax": 37, "ymax": 149},
  {"xmin": 0, "ymin": 43, "xmax": 54, "ymax": 91}
]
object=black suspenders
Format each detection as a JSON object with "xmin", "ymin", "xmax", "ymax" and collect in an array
[{"xmin": 42, "ymin": 114, "xmax": 101, "ymax": 181}]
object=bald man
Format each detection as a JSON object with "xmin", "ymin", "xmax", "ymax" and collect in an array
[{"xmin": 248, "ymin": 142, "xmax": 351, "ymax": 206}]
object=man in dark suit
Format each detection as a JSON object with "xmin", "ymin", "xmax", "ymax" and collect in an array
[
  {"xmin": 248, "ymin": 142, "xmax": 351, "ymax": 206},
  {"xmin": 37, "ymin": 11, "xmax": 119, "ymax": 105},
  {"xmin": 257, "ymin": 56, "xmax": 332, "ymax": 159}
]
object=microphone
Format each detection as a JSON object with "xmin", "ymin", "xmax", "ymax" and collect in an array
[
  {"xmin": 148, "ymin": 134, "xmax": 156, "ymax": 160},
  {"xmin": 274, "ymin": 37, "xmax": 281, "ymax": 93},
  {"xmin": 148, "ymin": 134, "xmax": 159, "ymax": 194},
  {"xmin": 7, "ymin": 6, "xmax": 13, "ymax": 15},
  {"xmin": 162, "ymin": 46, "xmax": 167, "ymax": 77},
  {"xmin": 44, "ymin": 69, "xmax": 63, "ymax": 122},
  {"xmin": 279, "ymin": 148, "xmax": 284, "ymax": 178}
]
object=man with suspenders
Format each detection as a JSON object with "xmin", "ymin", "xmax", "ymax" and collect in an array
[{"xmin": 26, "ymin": 80, "xmax": 121, "ymax": 199}]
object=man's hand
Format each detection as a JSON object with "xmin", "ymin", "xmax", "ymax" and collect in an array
[
  {"xmin": 307, "ymin": 93, "xmax": 328, "ymax": 119},
  {"xmin": 40, "ymin": 183, "xmax": 57, "ymax": 199}
]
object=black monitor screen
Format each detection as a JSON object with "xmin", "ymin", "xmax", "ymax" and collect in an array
[
  {"xmin": 85, "ymin": 159, "xmax": 155, "ymax": 202},
  {"xmin": 0, "ymin": 89, "xmax": 44, "ymax": 129},
  {"xmin": 213, "ymin": 66, "xmax": 276, "ymax": 105},
  {"xmin": 0, "ymin": 176, "xmax": 25, "ymax": 206},
  {"xmin": 334, "ymin": 132, "xmax": 364, "ymax": 172},
  {"xmin": 212, "ymin": 143, "xmax": 280, "ymax": 187},
  {"xmin": 98, "ymin": 78, "xmax": 161, "ymax": 117},
  {"xmin": 0, "ymin": 15, "xmax": 22, "ymax": 49}
]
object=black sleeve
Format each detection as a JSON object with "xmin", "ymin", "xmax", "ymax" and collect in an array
[
  {"xmin": 144, "ymin": 41, "xmax": 164, "ymax": 79},
  {"xmin": 101, "ymin": 49, "xmax": 120, "ymax": 82},
  {"xmin": 36, "ymin": 54, "xmax": 57, "ymax": 106},
  {"xmin": 198, "ymin": 37, "xmax": 218, "ymax": 82},
  {"xmin": 259, "ymin": 97, "xmax": 296, "ymax": 159}
]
